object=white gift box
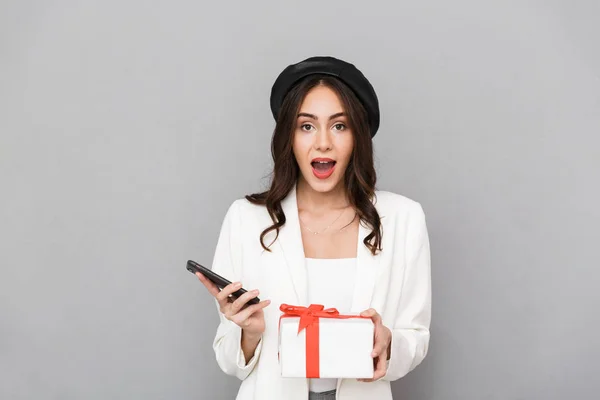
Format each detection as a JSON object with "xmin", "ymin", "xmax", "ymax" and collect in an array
[{"xmin": 278, "ymin": 305, "xmax": 374, "ymax": 379}]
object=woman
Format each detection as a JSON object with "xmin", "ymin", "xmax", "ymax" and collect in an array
[{"xmin": 196, "ymin": 56, "xmax": 431, "ymax": 400}]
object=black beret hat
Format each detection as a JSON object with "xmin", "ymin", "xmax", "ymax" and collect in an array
[{"xmin": 270, "ymin": 56, "xmax": 380, "ymax": 137}]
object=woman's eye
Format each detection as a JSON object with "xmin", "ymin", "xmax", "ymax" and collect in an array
[
  {"xmin": 333, "ymin": 123, "xmax": 346, "ymax": 131},
  {"xmin": 301, "ymin": 124, "xmax": 314, "ymax": 132}
]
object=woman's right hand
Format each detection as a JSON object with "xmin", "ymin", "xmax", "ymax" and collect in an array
[{"xmin": 196, "ymin": 272, "xmax": 271, "ymax": 337}]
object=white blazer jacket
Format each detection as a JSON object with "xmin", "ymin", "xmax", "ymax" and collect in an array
[{"xmin": 210, "ymin": 186, "xmax": 432, "ymax": 400}]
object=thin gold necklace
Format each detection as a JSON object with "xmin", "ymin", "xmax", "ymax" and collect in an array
[{"xmin": 300, "ymin": 210, "xmax": 357, "ymax": 235}]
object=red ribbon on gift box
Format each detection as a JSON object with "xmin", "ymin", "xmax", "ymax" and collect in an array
[{"xmin": 279, "ymin": 304, "xmax": 369, "ymax": 378}]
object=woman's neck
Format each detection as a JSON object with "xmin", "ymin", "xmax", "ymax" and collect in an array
[{"xmin": 296, "ymin": 177, "xmax": 349, "ymax": 212}]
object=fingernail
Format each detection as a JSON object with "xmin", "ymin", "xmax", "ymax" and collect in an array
[
  {"xmin": 252, "ymin": 289, "xmax": 259, "ymax": 295},
  {"xmin": 234, "ymin": 282, "xmax": 242, "ymax": 288}
]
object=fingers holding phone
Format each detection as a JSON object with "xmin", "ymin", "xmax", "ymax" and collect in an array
[
  {"xmin": 227, "ymin": 286, "xmax": 260, "ymax": 314},
  {"xmin": 191, "ymin": 264, "xmax": 270, "ymax": 336},
  {"xmin": 227, "ymin": 291, "xmax": 271, "ymax": 332},
  {"xmin": 195, "ymin": 272, "xmax": 220, "ymax": 297},
  {"xmin": 207, "ymin": 276, "xmax": 270, "ymax": 335}
]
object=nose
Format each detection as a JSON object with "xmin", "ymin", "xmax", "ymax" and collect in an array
[{"xmin": 313, "ymin": 127, "xmax": 333, "ymax": 152}]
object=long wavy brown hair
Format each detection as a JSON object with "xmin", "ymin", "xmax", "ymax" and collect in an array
[{"xmin": 245, "ymin": 74, "xmax": 382, "ymax": 255}]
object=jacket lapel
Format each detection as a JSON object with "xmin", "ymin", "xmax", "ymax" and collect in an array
[
  {"xmin": 277, "ymin": 185, "xmax": 308, "ymax": 306},
  {"xmin": 339, "ymin": 214, "xmax": 382, "ymax": 396},
  {"xmin": 349, "ymin": 219, "xmax": 381, "ymax": 313}
]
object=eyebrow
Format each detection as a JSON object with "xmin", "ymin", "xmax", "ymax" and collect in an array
[{"xmin": 297, "ymin": 112, "xmax": 346, "ymax": 121}]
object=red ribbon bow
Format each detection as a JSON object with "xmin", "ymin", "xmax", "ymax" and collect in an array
[
  {"xmin": 279, "ymin": 303, "xmax": 368, "ymax": 378},
  {"xmin": 279, "ymin": 304, "xmax": 340, "ymax": 334}
]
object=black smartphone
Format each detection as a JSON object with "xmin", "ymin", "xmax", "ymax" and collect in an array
[{"xmin": 186, "ymin": 260, "xmax": 260, "ymax": 306}]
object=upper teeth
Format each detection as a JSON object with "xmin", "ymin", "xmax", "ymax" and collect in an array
[{"xmin": 317, "ymin": 161, "xmax": 330, "ymax": 163}]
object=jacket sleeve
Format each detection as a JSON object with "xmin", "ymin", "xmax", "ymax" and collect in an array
[
  {"xmin": 382, "ymin": 202, "xmax": 432, "ymax": 381},
  {"xmin": 211, "ymin": 200, "xmax": 263, "ymax": 380}
]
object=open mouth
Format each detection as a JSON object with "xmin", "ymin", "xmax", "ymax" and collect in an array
[{"xmin": 311, "ymin": 159, "xmax": 336, "ymax": 179}]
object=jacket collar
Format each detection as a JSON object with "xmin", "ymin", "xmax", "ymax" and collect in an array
[{"xmin": 277, "ymin": 184, "xmax": 381, "ymax": 312}]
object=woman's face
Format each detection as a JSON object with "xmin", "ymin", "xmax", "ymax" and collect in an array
[{"xmin": 293, "ymin": 85, "xmax": 354, "ymax": 193}]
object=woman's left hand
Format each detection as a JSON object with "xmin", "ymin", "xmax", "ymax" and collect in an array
[{"xmin": 358, "ymin": 308, "xmax": 392, "ymax": 382}]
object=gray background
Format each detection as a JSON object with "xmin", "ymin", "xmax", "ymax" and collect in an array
[{"xmin": 1, "ymin": 1, "xmax": 599, "ymax": 399}]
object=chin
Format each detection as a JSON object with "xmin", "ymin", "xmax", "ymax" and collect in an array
[{"xmin": 309, "ymin": 182, "xmax": 337, "ymax": 193}]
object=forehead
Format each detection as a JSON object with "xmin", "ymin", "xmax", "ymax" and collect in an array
[{"xmin": 299, "ymin": 85, "xmax": 344, "ymax": 113}]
